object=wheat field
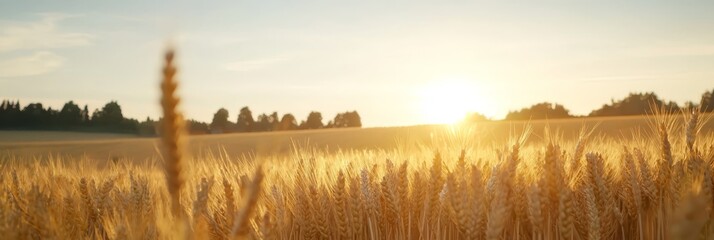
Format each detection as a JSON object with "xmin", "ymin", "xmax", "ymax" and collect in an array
[{"xmin": 1, "ymin": 50, "xmax": 714, "ymax": 240}]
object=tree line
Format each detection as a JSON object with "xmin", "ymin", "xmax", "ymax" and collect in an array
[
  {"xmin": 0, "ymin": 100, "xmax": 140, "ymax": 133},
  {"xmin": 203, "ymin": 106, "xmax": 361, "ymax": 134},
  {"xmin": 3, "ymin": 88, "xmax": 712, "ymax": 134},
  {"xmin": 464, "ymin": 88, "xmax": 714, "ymax": 122},
  {"xmin": 0, "ymin": 100, "xmax": 361, "ymax": 135}
]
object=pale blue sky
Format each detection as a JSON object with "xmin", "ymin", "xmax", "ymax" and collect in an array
[{"xmin": 1, "ymin": 1, "xmax": 713, "ymax": 126}]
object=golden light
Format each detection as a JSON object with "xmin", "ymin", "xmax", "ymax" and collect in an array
[{"xmin": 416, "ymin": 78, "xmax": 497, "ymax": 124}]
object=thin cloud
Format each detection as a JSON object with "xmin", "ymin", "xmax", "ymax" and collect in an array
[
  {"xmin": 0, "ymin": 13, "xmax": 94, "ymax": 52},
  {"xmin": 0, "ymin": 51, "xmax": 65, "ymax": 78},
  {"xmin": 223, "ymin": 57, "xmax": 288, "ymax": 72}
]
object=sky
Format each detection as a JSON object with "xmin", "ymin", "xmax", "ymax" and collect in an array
[{"xmin": 1, "ymin": 1, "xmax": 714, "ymax": 127}]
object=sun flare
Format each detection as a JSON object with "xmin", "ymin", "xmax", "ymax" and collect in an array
[{"xmin": 417, "ymin": 78, "xmax": 497, "ymax": 124}]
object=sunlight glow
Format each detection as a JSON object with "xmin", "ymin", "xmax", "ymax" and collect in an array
[{"xmin": 417, "ymin": 78, "xmax": 497, "ymax": 124}]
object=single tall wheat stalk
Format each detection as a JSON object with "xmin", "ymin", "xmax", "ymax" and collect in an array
[{"xmin": 160, "ymin": 48, "xmax": 187, "ymax": 220}]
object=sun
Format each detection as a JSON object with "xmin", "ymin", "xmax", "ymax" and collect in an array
[{"xmin": 416, "ymin": 78, "xmax": 496, "ymax": 124}]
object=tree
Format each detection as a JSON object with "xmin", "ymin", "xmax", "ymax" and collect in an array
[
  {"xmin": 21, "ymin": 103, "xmax": 49, "ymax": 127},
  {"xmin": 236, "ymin": 106, "xmax": 254, "ymax": 132},
  {"xmin": 701, "ymin": 89, "xmax": 714, "ymax": 112},
  {"xmin": 253, "ymin": 113, "xmax": 272, "ymax": 132},
  {"xmin": 58, "ymin": 101, "xmax": 83, "ymax": 127},
  {"xmin": 331, "ymin": 111, "xmax": 362, "ymax": 128},
  {"xmin": 81, "ymin": 105, "xmax": 90, "ymax": 124},
  {"xmin": 270, "ymin": 112, "xmax": 280, "ymax": 131},
  {"xmin": 92, "ymin": 101, "xmax": 124, "ymax": 126},
  {"xmin": 1, "ymin": 101, "xmax": 22, "ymax": 127},
  {"xmin": 187, "ymin": 119, "xmax": 210, "ymax": 134},
  {"xmin": 506, "ymin": 102, "xmax": 572, "ymax": 120},
  {"xmin": 302, "ymin": 111, "xmax": 324, "ymax": 129},
  {"xmin": 211, "ymin": 108, "xmax": 230, "ymax": 133},
  {"xmin": 589, "ymin": 92, "xmax": 679, "ymax": 117},
  {"xmin": 278, "ymin": 113, "xmax": 298, "ymax": 131},
  {"xmin": 138, "ymin": 117, "xmax": 157, "ymax": 136},
  {"xmin": 0, "ymin": 101, "xmax": 8, "ymax": 127}
]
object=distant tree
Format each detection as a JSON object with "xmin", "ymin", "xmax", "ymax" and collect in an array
[
  {"xmin": 302, "ymin": 111, "xmax": 324, "ymax": 129},
  {"xmin": 269, "ymin": 112, "xmax": 280, "ymax": 131},
  {"xmin": 92, "ymin": 101, "xmax": 124, "ymax": 126},
  {"xmin": 253, "ymin": 113, "xmax": 272, "ymax": 132},
  {"xmin": 331, "ymin": 111, "xmax": 362, "ymax": 128},
  {"xmin": 58, "ymin": 101, "xmax": 83, "ymax": 127},
  {"xmin": 88, "ymin": 101, "xmax": 138, "ymax": 132},
  {"xmin": 21, "ymin": 103, "xmax": 49, "ymax": 127},
  {"xmin": 278, "ymin": 113, "xmax": 298, "ymax": 131},
  {"xmin": 81, "ymin": 105, "xmax": 90, "ymax": 123},
  {"xmin": 211, "ymin": 108, "xmax": 230, "ymax": 133},
  {"xmin": 0, "ymin": 101, "xmax": 8, "ymax": 127},
  {"xmin": 236, "ymin": 106, "xmax": 254, "ymax": 132},
  {"xmin": 462, "ymin": 112, "xmax": 489, "ymax": 123},
  {"xmin": 701, "ymin": 89, "xmax": 714, "ymax": 112},
  {"xmin": 506, "ymin": 102, "xmax": 572, "ymax": 120},
  {"xmin": 187, "ymin": 119, "xmax": 210, "ymax": 134},
  {"xmin": 138, "ymin": 117, "xmax": 157, "ymax": 136},
  {"xmin": 2, "ymin": 101, "xmax": 22, "ymax": 127},
  {"xmin": 589, "ymin": 92, "xmax": 679, "ymax": 117}
]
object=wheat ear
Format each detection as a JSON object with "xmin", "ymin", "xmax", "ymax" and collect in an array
[
  {"xmin": 160, "ymin": 48, "xmax": 186, "ymax": 218},
  {"xmin": 230, "ymin": 166, "xmax": 265, "ymax": 238}
]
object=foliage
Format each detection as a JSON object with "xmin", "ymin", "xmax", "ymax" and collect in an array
[
  {"xmin": 236, "ymin": 106, "xmax": 255, "ymax": 132},
  {"xmin": 702, "ymin": 88, "xmax": 714, "ymax": 112},
  {"xmin": 278, "ymin": 113, "xmax": 298, "ymax": 131},
  {"xmin": 301, "ymin": 111, "xmax": 324, "ymax": 129},
  {"xmin": 505, "ymin": 102, "xmax": 573, "ymax": 120},
  {"xmin": 210, "ymin": 108, "xmax": 231, "ymax": 133},
  {"xmin": 329, "ymin": 111, "xmax": 362, "ymax": 128},
  {"xmin": 589, "ymin": 92, "xmax": 680, "ymax": 117},
  {"xmin": 0, "ymin": 100, "xmax": 139, "ymax": 133}
]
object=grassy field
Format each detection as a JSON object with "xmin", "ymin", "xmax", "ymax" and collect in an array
[{"xmin": 2, "ymin": 114, "xmax": 712, "ymax": 162}]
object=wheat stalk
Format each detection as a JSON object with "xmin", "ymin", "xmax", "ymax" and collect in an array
[{"xmin": 160, "ymin": 48, "xmax": 187, "ymax": 219}]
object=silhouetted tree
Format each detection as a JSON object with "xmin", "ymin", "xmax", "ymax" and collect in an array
[
  {"xmin": 59, "ymin": 101, "xmax": 83, "ymax": 127},
  {"xmin": 506, "ymin": 102, "xmax": 572, "ymax": 120},
  {"xmin": 92, "ymin": 101, "xmax": 124, "ymax": 126},
  {"xmin": 88, "ymin": 101, "xmax": 139, "ymax": 133},
  {"xmin": 278, "ymin": 113, "xmax": 298, "ymax": 131},
  {"xmin": 138, "ymin": 117, "xmax": 157, "ymax": 136},
  {"xmin": 21, "ymin": 103, "xmax": 50, "ymax": 127},
  {"xmin": 270, "ymin": 112, "xmax": 280, "ymax": 131},
  {"xmin": 331, "ymin": 111, "xmax": 362, "ymax": 128},
  {"xmin": 187, "ymin": 119, "xmax": 210, "ymax": 134},
  {"xmin": 589, "ymin": 92, "xmax": 679, "ymax": 117},
  {"xmin": 301, "ymin": 111, "xmax": 324, "ymax": 129},
  {"xmin": 1, "ymin": 101, "xmax": 22, "ymax": 127},
  {"xmin": 0, "ymin": 100, "xmax": 8, "ymax": 127},
  {"xmin": 81, "ymin": 105, "xmax": 90, "ymax": 123},
  {"xmin": 253, "ymin": 113, "xmax": 272, "ymax": 132},
  {"xmin": 702, "ymin": 89, "xmax": 714, "ymax": 112},
  {"xmin": 211, "ymin": 108, "xmax": 230, "ymax": 133},
  {"xmin": 236, "ymin": 106, "xmax": 254, "ymax": 132}
]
